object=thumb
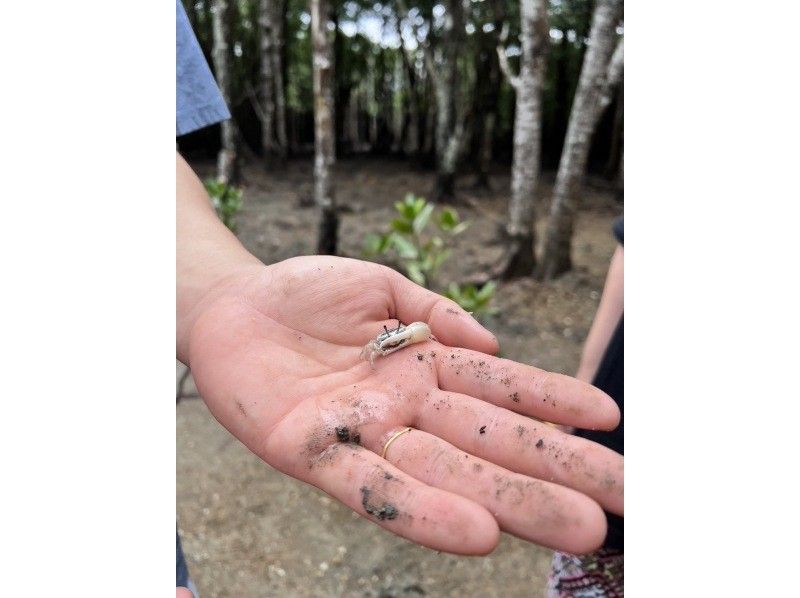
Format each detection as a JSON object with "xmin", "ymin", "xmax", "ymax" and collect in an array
[{"xmin": 386, "ymin": 269, "xmax": 499, "ymax": 355}]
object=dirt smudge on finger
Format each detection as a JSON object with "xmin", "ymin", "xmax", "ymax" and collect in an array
[
  {"xmin": 360, "ymin": 487, "xmax": 399, "ymax": 520},
  {"xmin": 307, "ymin": 443, "xmax": 366, "ymax": 470},
  {"xmin": 235, "ymin": 401, "xmax": 247, "ymax": 417}
]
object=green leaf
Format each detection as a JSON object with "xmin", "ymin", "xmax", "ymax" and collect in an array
[
  {"xmin": 450, "ymin": 221, "xmax": 470, "ymax": 236},
  {"xmin": 412, "ymin": 202, "xmax": 434, "ymax": 235},
  {"xmin": 378, "ymin": 233, "xmax": 394, "ymax": 253},
  {"xmin": 391, "ymin": 235, "xmax": 418, "ymax": 259},
  {"xmin": 399, "ymin": 194, "xmax": 420, "ymax": 219},
  {"xmin": 446, "ymin": 281, "xmax": 462, "ymax": 301},
  {"xmin": 477, "ymin": 281, "xmax": 497, "ymax": 301},
  {"xmin": 432, "ymin": 249, "xmax": 451, "ymax": 270},
  {"xmin": 363, "ymin": 233, "xmax": 383, "ymax": 256},
  {"xmin": 391, "ymin": 218, "xmax": 413, "ymax": 234},
  {"xmin": 420, "ymin": 252, "xmax": 435, "ymax": 271},
  {"xmin": 438, "ymin": 207, "xmax": 459, "ymax": 231},
  {"xmin": 406, "ymin": 262, "xmax": 426, "ymax": 286}
]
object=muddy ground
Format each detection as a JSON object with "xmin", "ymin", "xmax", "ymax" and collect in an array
[{"xmin": 177, "ymin": 157, "xmax": 622, "ymax": 597}]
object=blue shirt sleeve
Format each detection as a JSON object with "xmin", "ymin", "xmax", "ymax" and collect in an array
[{"xmin": 176, "ymin": 0, "xmax": 231, "ymax": 136}]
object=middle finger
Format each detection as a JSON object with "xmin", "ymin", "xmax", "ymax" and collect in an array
[{"xmin": 415, "ymin": 389, "xmax": 624, "ymax": 515}]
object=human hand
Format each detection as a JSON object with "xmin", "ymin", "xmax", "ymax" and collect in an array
[{"xmin": 181, "ymin": 256, "xmax": 623, "ymax": 555}]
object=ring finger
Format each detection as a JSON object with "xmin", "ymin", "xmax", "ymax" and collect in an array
[{"xmin": 377, "ymin": 426, "xmax": 608, "ymax": 554}]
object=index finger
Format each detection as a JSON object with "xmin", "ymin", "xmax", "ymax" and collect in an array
[
  {"xmin": 434, "ymin": 347, "xmax": 620, "ymax": 431},
  {"xmin": 385, "ymin": 269, "xmax": 499, "ymax": 355}
]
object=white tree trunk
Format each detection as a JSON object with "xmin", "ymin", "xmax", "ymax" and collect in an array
[
  {"xmin": 259, "ymin": 0, "xmax": 278, "ymax": 161},
  {"xmin": 272, "ymin": 0, "xmax": 288, "ymax": 156},
  {"xmin": 538, "ymin": 0, "xmax": 623, "ymax": 279},
  {"xmin": 311, "ymin": 0, "xmax": 338, "ymax": 254},
  {"xmin": 499, "ymin": 0, "xmax": 549, "ymax": 278},
  {"xmin": 212, "ymin": 0, "xmax": 237, "ymax": 183}
]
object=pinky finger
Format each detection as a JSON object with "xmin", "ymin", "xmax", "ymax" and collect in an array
[{"xmin": 302, "ymin": 442, "xmax": 500, "ymax": 555}]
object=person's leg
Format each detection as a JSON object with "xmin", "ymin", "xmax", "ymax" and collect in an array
[{"xmin": 176, "ymin": 529, "xmax": 199, "ymax": 597}]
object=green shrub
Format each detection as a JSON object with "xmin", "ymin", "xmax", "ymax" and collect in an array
[
  {"xmin": 204, "ymin": 178, "xmax": 243, "ymax": 232},
  {"xmin": 363, "ymin": 193, "xmax": 468, "ymax": 288},
  {"xmin": 444, "ymin": 281, "xmax": 499, "ymax": 318},
  {"xmin": 364, "ymin": 194, "xmax": 498, "ymax": 317}
]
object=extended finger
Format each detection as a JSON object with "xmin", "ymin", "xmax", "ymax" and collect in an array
[
  {"xmin": 297, "ymin": 442, "xmax": 500, "ymax": 555},
  {"xmin": 378, "ymin": 427, "xmax": 607, "ymax": 554},
  {"xmin": 433, "ymin": 347, "xmax": 620, "ymax": 430},
  {"xmin": 385, "ymin": 269, "xmax": 499, "ymax": 355},
  {"xmin": 416, "ymin": 390, "xmax": 624, "ymax": 515}
]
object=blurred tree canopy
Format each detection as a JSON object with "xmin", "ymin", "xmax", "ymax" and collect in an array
[{"xmin": 179, "ymin": 0, "xmax": 620, "ymax": 175}]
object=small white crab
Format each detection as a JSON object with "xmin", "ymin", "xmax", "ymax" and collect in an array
[{"xmin": 360, "ymin": 321, "xmax": 435, "ymax": 365}]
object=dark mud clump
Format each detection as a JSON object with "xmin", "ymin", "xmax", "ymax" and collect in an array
[
  {"xmin": 479, "ymin": 425, "xmax": 487, "ymax": 435},
  {"xmin": 360, "ymin": 487, "xmax": 399, "ymax": 520},
  {"xmin": 335, "ymin": 425, "xmax": 362, "ymax": 445},
  {"xmin": 536, "ymin": 439, "xmax": 544, "ymax": 449},
  {"xmin": 509, "ymin": 392, "xmax": 520, "ymax": 403}
]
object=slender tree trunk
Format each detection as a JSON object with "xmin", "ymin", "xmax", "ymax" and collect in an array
[
  {"xmin": 423, "ymin": 86, "xmax": 436, "ymax": 159},
  {"xmin": 496, "ymin": 0, "xmax": 549, "ymax": 278},
  {"xmin": 433, "ymin": 0, "xmax": 465, "ymax": 202},
  {"xmin": 311, "ymin": 0, "xmax": 338, "ymax": 254},
  {"xmin": 367, "ymin": 53, "xmax": 378, "ymax": 149},
  {"xmin": 537, "ymin": 0, "xmax": 623, "ymax": 280},
  {"xmin": 332, "ymin": 3, "xmax": 347, "ymax": 157},
  {"xmin": 212, "ymin": 0, "xmax": 237, "ymax": 183},
  {"xmin": 398, "ymin": 0, "xmax": 465, "ymax": 201},
  {"xmin": 273, "ymin": 0, "xmax": 288, "ymax": 158},
  {"xmin": 391, "ymin": 51, "xmax": 404, "ymax": 153},
  {"xmin": 474, "ymin": 112, "xmax": 495, "ymax": 188},
  {"xmin": 397, "ymin": 16, "xmax": 420, "ymax": 158},
  {"xmin": 259, "ymin": 0, "xmax": 278, "ymax": 163},
  {"xmin": 473, "ymin": 0, "xmax": 505, "ymax": 190},
  {"xmin": 346, "ymin": 88, "xmax": 361, "ymax": 151}
]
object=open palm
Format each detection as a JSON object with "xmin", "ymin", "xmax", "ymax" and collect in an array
[{"xmin": 186, "ymin": 255, "xmax": 623, "ymax": 555}]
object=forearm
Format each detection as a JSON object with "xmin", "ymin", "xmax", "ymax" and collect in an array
[
  {"xmin": 575, "ymin": 245, "xmax": 624, "ymax": 383},
  {"xmin": 176, "ymin": 152, "xmax": 262, "ymax": 363}
]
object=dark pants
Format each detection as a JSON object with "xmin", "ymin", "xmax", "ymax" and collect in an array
[{"xmin": 176, "ymin": 530, "xmax": 190, "ymax": 588}]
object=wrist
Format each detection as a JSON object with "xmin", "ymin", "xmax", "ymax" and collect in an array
[{"xmin": 176, "ymin": 258, "xmax": 264, "ymax": 364}]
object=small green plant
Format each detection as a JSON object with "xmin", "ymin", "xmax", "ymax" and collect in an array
[
  {"xmin": 363, "ymin": 193, "xmax": 468, "ymax": 287},
  {"xmin": 204, "ymin": 178, "xmax": 243, "ymax": 232},
  {"xmin": 445, "ymin": 281, "xmax": 499, "ymax": 319}
]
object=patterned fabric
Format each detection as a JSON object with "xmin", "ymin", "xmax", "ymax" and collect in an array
[{"xmin": 546, "ymin": 548, "xmax": 624, "ymax": 598}]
